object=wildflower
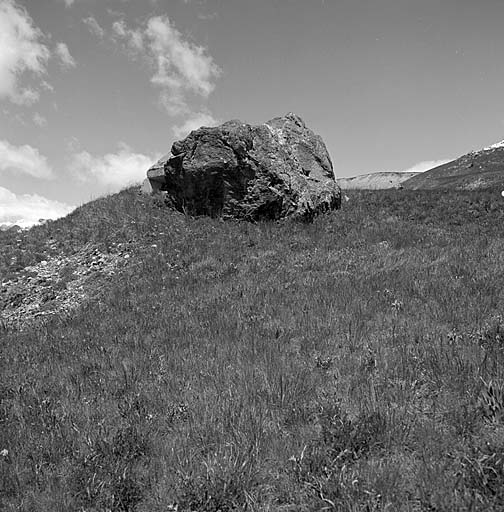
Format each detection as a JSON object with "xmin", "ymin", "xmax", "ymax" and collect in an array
[{"xmin": 391, "ymin": 299, "xmax": 403, "ymax": 311}]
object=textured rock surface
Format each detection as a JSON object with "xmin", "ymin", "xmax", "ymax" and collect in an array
[{"xmin": 146, "ymin": 113, "xmax": 341, "ymax": 221}]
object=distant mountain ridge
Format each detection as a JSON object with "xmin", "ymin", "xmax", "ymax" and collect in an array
[
  {"xmin": 403, "ymin": 140, "xmax": 504, "ymax": 190},
  {"xmin": 337, "ymin": 171, "xmax": 420, "ymax": 190}
]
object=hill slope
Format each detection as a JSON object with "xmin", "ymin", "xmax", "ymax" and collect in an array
[
  {"xmin": 337, "ymin": 171, "xmax": 419, "ymax": 190},
  {"xmin": 3, "ymin": 187, "xmax": 504, "ymax": 510},
  {"xmin": 403, "ymin": 140, "xmax": 504, "ymax": 190}
]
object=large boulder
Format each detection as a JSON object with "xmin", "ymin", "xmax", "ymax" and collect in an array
[{"xmin": 144, "ymin": 113, "xmax": 341, "ymax": 221}]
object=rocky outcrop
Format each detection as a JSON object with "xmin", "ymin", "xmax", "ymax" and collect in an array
[{"xmin": 143, "ymin": 113, "xmax": 341, "ymax": 221}]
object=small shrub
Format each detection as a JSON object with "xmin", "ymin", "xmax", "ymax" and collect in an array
[
  {"xmin": 289, "ymin": 405, "xmax": 387, "ymax": 509},
  {"xmin": 457, "ymin": 441, "xmax": 504, "ymax": 508},
  {"xmin": 474, "ymin": 317, "xmax": 504, "ymax": 353},
  {"xmin": 175, "ymin": 449, "xmax": 259, "ymax": 512},
  {"xmin": 69, "ymin": 426, "xmax": 151, "ymax": 511},
  {"xmin": 317, "ymin": 406, "xmax": 387, "ymax": 464},
  {"xmin": 478, "ymin": 378, "xmax": 504, "ymax": 423}
]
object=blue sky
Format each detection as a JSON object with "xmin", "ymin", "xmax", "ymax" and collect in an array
[{"xmin": 2, "ymin": 0, "xmax": 504, "ymax": 226}]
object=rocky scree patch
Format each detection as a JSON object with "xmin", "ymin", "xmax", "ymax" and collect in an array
[{"xmin": 0, "ymin": 242, "xmax": 134, "ymax": 331}]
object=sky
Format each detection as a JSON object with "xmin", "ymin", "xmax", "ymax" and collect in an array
[{"xmin": 2, "ymin": 0, "xmax": 504, "ymax": 226}]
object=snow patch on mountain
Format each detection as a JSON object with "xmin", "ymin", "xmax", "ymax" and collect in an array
[{"xmin": 482, "ymin": 140, "xmax": 504, "ymax": 151}]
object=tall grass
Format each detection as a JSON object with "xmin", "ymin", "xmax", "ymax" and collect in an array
[{"xmin": 2, "ymin": 187, "xmax": 504, "ymax": 510}]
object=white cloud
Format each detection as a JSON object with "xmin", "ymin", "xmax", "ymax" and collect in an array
[
  {"xmin": 33, "ymin": 112, "xmax": 47, "ymax": 127},
  {"xmin": 55, "ymin": 42, "xmax": 76, "ymax": 69},
  {"xmin": 112, "ymin": 19, "xmax": 126, "ymax": 37},
  {"xmin": 83, "ymin": 16, "xmax": 105, "ymax": 39},
  {"xmin": 146, "ymin": 16, "xmax": 220, "ymax": 96},
  {"xmin": 71, "ymin": 144, "xmax": 160, "ymax": 189},
  {"xmin": 63, "ymin": 0, "xmax": 75, "ymax": 6},
  {"xmin": 173, "ymin": 111, "xmax": 219, "ymax": 139},
  {"xmin": 0, "ymin": 185, "xmax": 74, "ymax": 228},
  {"xmin": 41, "ymin": 80, "xmax": 54, "ymax": 92},
  {"xmin": 114, "ymin": 15, "xmax": 220, "ymax": 115},
  {"xmin": 0, "ymin": 139, "xmax": 54, "ymax": 179},
  {"xmin": 112, "ymin": 20, "xmax": 143, "ymax": 51},
  {"xmin": 401, "ymin": 159, "xmax": 452, "ymax": 173},
  {"xmin": 11, "ymin": 88, "xmax": 40, "ymax": 106},
  {"xmin": 0, "ymin": 0, "xmax": 51, "ymax": 105}
]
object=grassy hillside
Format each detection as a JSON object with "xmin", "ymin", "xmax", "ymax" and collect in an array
[
  {"xmin": 337, "ymin": 172, "xmax": 418, "ymax": 190},
  {"xmin": 403, "ymin": 147, "xmax": 504, "ymax": 190},
  {"xmin": 2, "ymin": 187, "xmax": 504, "ymax": 510}
]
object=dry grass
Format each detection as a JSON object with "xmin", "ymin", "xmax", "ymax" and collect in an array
[{"xmin": 2, "ymin": 187, "xmax": 504, "ymax": 510}]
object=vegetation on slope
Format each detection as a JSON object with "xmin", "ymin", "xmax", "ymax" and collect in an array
[
  {"xmin": 403, "ymin": 146, "xmax": 504, "ymax": 190},
  {"xmin": 337, "ymin": 171, "xmax": 418, "ymax": 190},
  {"xmin": 2, "ymin": 187, "xmax": 504, "ymax": 510}
]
